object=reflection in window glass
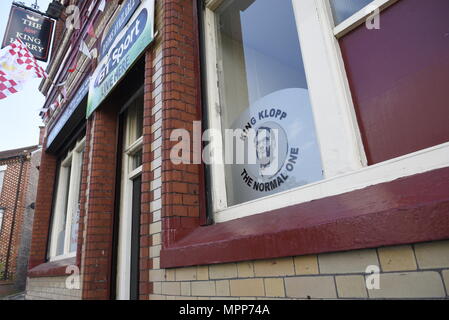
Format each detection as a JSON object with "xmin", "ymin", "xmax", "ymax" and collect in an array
[
  {"xmin": 49, "ymin": 138, "xmax": 85, "ymax": 259},
  {"xmin": 0, "ymin": 208, "xmax": 4, "ymax": 231},
  {"xmin": 69, "ymin": 202, "xmax": 80, "ymax": 253},
  {"xmin": 69, "ymin": 151, "xmax": 83, "ymax": 253},
  {"xmin": 0, "ymin": 166, "xmax": 6, "ymax": 195},
  {"xmin": 55, "ymin": 164, "xmax": 71, "ymax": 256},
  {"xmin": 131, "ymin": 149, "xmax": 143, "ymax": 170},
  {"xmin": 126, "ymin": 95, "xmax": 144, "ymax": 147},
  {"xmin": 215, "ymin": 0, "xmax": 323, "ymax": 206},
  {"xmin": 330, "ymin": 0, "xmax": 374, "ymax": 25}
]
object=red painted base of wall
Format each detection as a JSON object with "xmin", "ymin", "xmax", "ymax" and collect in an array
[
  {"xmin": 161, "ymin": 167, "xmax": 449, "ymax": 268},
  {"xmin": 28, "ymin": 257, "xmax": 76, "ymax": 278}
]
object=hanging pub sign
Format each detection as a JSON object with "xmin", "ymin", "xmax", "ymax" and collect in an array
[
  {"xmin": 87, "ymin": 0, "xmax": 155, "ymax": 118},
  {"xmin": 1, "ymin": 4, "xmax": 55, "ymax": 62}
]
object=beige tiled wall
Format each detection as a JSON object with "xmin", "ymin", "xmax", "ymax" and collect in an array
[
  {"xmin": 25, "ymin": 277, "xmax": 81, "ymax": 300},
  {"xmin": 148, "ymin": 240, "xmax": 449, "ymax": 300}
]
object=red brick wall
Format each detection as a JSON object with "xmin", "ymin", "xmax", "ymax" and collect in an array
[
  {"xmin": 27, "ymin": 0, "xmax": 204, "ymax": 300},
  {"xmin": 136, "ymin": 0, "xmax": 204, "ymax": 299},
  {"xmin": 0, "ymin": 157, "xmax": 32, "ymax": 279},
  {"xmin": 160, "ymin": 0, "xmax": 203, "ymax": 248},
  {"xmin": 75, "ymin": 121, "xmax": 91, "ymax": 271},
  {"xmin": 28, "ymin": 151, "xmax": 57, "ymax": 270},
  {"xmin": 49, "ymin": 1, "xmax": 68, "ymax": 63},
  {"xmin": 79, "ymin": 105, "xmax": 119, "ymax": 300},
  {"xmin": 140, "ymin": 50, "xmax": 155, "ymax": 300}
]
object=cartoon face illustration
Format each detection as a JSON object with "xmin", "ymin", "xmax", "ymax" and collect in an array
[
  {"xmin": 250, "ymin": 122, "xmax": 289, "ymax": 179},
  {"xmin": 255, "ymin": 126, "xmax": 276, "ymax": 170}
]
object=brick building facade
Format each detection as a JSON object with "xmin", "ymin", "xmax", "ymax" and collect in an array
[
  {"xmin": 26, "ymin": 0, "xmax": 449, "ymax": 300},
  {"xmin": 0, "ymin": 145, "xmax": 41, "ymax": 297}
]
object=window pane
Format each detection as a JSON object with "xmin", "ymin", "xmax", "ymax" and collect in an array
[
  {"xmin": 216, "ymin": 0, "xmax": 323, "ymax": 206},
  {"xmin": 69, "ymin": 203, "xmax": 80, "ymax": 253},
  {"xmin": 56, "ymin": 164, "xmax": 71, "ymax": 256},
  {"xmin": 0, "ymin": 168, "xmax": 5, "ymax": 195},
  {"xmin": 69, "ymin": 150, "xmax": 84, "ymax": 253},
  {"xmin": 126, "ymin": 95, "xmax": 144, "ymax": 147},
  {"xmin": 134, "ymin": 96, "xmax": 144, "ymax": 139},
  {"xmin": 330, "ymin": 0, "xmax": 374, "ymax": 25},
  {"xmin": 131, "ymin": 149, "xmax": 143, "ymax": 170},
  {"xmin": 0, "ymin": 208, "xmax": 4, "ymax": 231},
  {"xmin": 339, "ymin": 0, "xmax": 449, "ymax": 163},
  {"xmin": 50, "ymin": 139, "xmax": 85, "ymax": 258}
]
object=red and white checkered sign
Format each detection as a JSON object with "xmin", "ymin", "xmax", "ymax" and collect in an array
[
  {"xmin": 7, "ymin": 39, "xmax": 47, "ymax": 78},
  {"xmin": 0, "ymin": 70, "xmax": 22, "ymax": 100},
  {"xmin": 0, "ymin": 38, "xmax": 47, "ymax": 100}
]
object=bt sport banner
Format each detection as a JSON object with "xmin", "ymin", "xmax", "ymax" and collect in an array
[{"xmin": 87, "ymin": 0, "xmax": 155, "ymax": 118}]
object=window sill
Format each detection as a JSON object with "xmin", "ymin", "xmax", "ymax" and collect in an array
[
  {"xmin": 49, "ymin": 253, "xmax": 76, "ymax": 262},
  {"xmin": 28, "ymin": 257, "xmax": 76, "ymax": 278},
  {"xmin": 160, "ymin": 166, "xmax": 449, "ymax": 269},
  {"xmin": 214, "ymin": 142, "xmax": 449, "ymax": 223}
]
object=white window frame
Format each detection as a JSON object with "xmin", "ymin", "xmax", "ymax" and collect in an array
[
  {"xmin": 116, "ymin": 93, "xmax": 144, "ymax": 300},
  {"xmin": 49, "ymin": 138, "xmax": 85, "ymax": 261},
  {"xmin": 0, "ymin": 165, "xmax": 6, "ymax": 196},
  {"xmin": 204, "ymin": 0, "xmax": 449, "ymax": 223},
  {"xmin": 332, "ymin": 0, "xmax": 399, "ymax": 38},
  {"xmin": 0, "ymin": 207, "xmax": 4, "ymax": 232}
]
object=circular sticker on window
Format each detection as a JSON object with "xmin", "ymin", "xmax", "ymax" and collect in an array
[{"xmin": 226, "ymin": 88, "xmax": 323, "ymax": 206}]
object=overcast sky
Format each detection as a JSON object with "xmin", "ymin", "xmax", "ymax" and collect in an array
[{"xmin": 0, "ymin": 0, "xmax": 51, "ymax": 152}]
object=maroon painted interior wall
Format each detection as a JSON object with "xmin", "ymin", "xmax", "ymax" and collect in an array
[{"xmin": 340, "ymin": 0, "xmax": 449, "ymax": 164}]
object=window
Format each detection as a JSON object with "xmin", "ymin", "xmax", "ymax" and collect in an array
[
  {"xmin": 330, "ymin": 0, "xmax": 398, "ymax": 38},
  {"xmin": 116, "ymin": 90, "xmax": 144, "ymax": 300},
  {"xmin": 0, "ymin": 208, "xmax": 4, "ymax": 232},
  {"xmin": 0, "ymin": 165, "xmax": 6, "ymax": 195},
  {"xmin": 213, "ymin": 0, "xmax": 323, "ymax": 207},
  {"xmin": 48, "ymin": 138, "xmax": 85, "ymax": 260},
  {"xmin": 334, "ymin": 0, "xmax": 449, "ymax": 164},
  {"xmin": 203, "ymin": 0, "xmax": 449, "ymax": 223},
  {"xmin": 330, "ymin": 0, "xmax": 375, "ymax": 25}
]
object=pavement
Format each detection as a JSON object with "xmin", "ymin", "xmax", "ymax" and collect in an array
[{"xmin": 1, "ymin": 292, "xmax": 26, "ymax": 300}]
